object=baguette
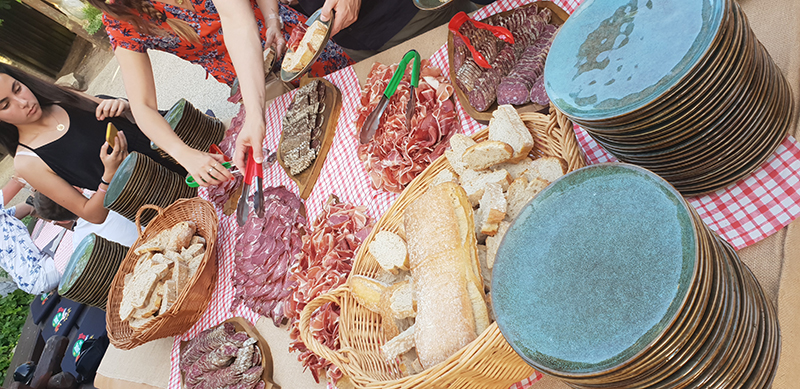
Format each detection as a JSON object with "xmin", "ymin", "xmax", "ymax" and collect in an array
[{"xmin": 404, "ymin": 182, "xmax": 488, "ymax": 368}]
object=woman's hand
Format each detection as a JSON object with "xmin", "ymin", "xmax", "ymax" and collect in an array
[
  {"xmin": 99, "ymin": 131, "xmax": 129, "ymax": 179},
  {"xmin": 265, "ymin": 15, "xmax": 287, "ymax": 56},
  {"xmin": 96, "ymin": 99, "xmax": 131, "ymax": 120},
  {"xmin": 234, "ymin": 116, "xmax": 266, "ymax": 171},
  {"xmin": 321, "ymin": 0, "xmax": 361, "ymax": 36},
  {"xmin": 178, "ymin": 148, "xmax": 233, "ymax": 187}
]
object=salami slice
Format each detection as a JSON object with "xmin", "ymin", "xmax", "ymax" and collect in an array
[{"xmin": 530, "ymin": 76, "xmax": 550, "ymax": 106}]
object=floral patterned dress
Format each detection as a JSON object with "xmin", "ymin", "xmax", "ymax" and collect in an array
[{"xmin": 102, "ymin": 0, "xmax": 353, "ymax": 86}]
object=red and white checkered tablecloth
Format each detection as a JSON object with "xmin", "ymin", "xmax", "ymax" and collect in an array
[{"xmin": 167, "ymin": 0, "xmax": 800, "ymax": 388}]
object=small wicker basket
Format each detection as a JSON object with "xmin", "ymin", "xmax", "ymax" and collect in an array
[
  {"xmin": 106, "ymin": 198, "xmax": 219, "ymax": 350},
  {"xmin": 298, "ymin": 107, "xmax": 586, "ymax": 389}
]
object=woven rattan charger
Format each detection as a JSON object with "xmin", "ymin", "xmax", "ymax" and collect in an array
[
  {"xmin": 106, "ymin": 198, "xmax": 219, "ymax": 350},
  {"xmin": 298, "ymin": 106, "xmax": 585, "ymax": 389}
]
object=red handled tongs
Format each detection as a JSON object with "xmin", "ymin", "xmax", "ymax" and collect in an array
[
  {"xmin": 448, "ymin": 12, "xmax": 515, "ymax": 69},
  {"xmin": 235, "ymin": 148, "xmax": 264, "ymax": 226}
]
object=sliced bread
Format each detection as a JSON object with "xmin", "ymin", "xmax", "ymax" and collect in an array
[
  {"xmin": 429, "ymin": 168, "xmax": 458, "ymax": 188},
  {"xmin": 386, "ymin": 280, "xmax": 416, "ymax": 319},
  {"xmin": 381, "ymin": 324, "xmax": 416, "ymax": 361},
  {"xmin": 506, "ymin": 177, "xmax": 550, "ymax": 221},
  {"xmin": 461, "ymin": 169, "xmax": 513, "ymax": 207},
  {"xmin": 368, "ymin": 231, "xmax": 409, "ymax": 274},
  {"xmin": 349, "ymin": 275, "xmax": 389, "ymax": 313},
  {"xmin": 477, "ymin": 245, "xmax": 491, "ymax": 292},
  {"xmin": 478, "ymin": 183, "xmax": 507, "ymax": 236},
  {"xmin": 524, "ymin": 156, "xmax": 568, "ymax": 183},
  {"xmin": 492, "ymin": 157, "xmax": 534, "ymax": 180},
  {"xmin": 488, "ymin": 105, "xmax": 534, "ymax": 163},
  {"xmin": 445, "ymin": 134, "xmax": 477, "ymax": 176},
  {"xmin": 462, "ymin": 141, "xmax": 514, "ymax": 170},
  {"xmin": 485, "ymin": 221, "xmax": 511, "ymax": 270}
]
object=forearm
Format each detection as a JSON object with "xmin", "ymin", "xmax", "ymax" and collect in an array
[
  {"xmin": 217, "ymin": 0, "xmax": 267, "ymax": 122},
  {"xmin": 129, "ymin": 101, "xmax": 189, "ymax": 157}
]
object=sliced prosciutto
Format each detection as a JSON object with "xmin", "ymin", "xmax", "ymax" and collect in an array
[
  {"xmin": 286, "ymin": 197, "xmax": 373, "ymax": 384},
  {"xmin": 357, "ymin": 60, "xmax": 459, "ymax": 193}
]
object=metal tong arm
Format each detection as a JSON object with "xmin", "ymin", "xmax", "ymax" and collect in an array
[{"xmin": 382, "ymin": 49, "xmax": 421, "ymax": 99}]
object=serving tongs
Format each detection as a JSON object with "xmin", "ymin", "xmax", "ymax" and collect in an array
[
  {"xmin": 448, "ymin": 12, "xmax": 515, "ymax": 69},
  {"xmin": 236, "ymin": 148, "xmax": 264, "ymax": 226},
  {"xmin": 359, "ymin": 49, "xmax": 421, "ymax": 144}
]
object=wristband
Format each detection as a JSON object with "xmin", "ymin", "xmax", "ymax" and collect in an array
[
  {"xmin": 100, "ymin": 178, "xmax": 110, "ymax": 186},
  {"xmin": 98, "ymin": 187, "xmax": 107, "ymax": 194},
  {"xmin": 267, "ymin": 13, "xmax": 284, "ymax": 29}
]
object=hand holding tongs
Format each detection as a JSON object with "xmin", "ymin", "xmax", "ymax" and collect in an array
[
  {"xmin": 236, "ymin": 148, "xmax": 264, "ymax": 226},
  {"xmin": 359, "ymin": 49, "xmax": 421, "ymax": 144},
  {"xmin": 448, "ymin": 12, "xmax": 515, "ymax": 69}
]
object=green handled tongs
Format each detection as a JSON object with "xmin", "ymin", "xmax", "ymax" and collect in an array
[{"xmin": 359, "ymin": 49, "xmax": 421, "ymax": 144}]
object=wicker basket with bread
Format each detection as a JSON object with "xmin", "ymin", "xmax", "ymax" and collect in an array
[
  {"xmin": 299, "ymin": 105, "xmax": 585, "ymax": 389},
  {"xmin": 107, "ymin": 198, "xmax": 219, "ymax": 350}
]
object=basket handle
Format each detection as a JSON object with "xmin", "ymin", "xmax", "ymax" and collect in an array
[
  {"xmin": 298, "ymin": 286, "xmax": 351, "ymax": 367},
  {"xmin": 134, "ymin": 204, "xmax": 165, "ymax": 237}
]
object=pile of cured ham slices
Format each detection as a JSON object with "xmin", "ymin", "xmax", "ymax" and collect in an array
[
  {"xmin": 357, "ymin": 60, "xmax": 460, "ymax": 193},
  {"xmin": 286, "ymin": 197, "xmax": 373, "ymax": 383}
]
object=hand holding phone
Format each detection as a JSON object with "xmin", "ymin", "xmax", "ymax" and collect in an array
[{"xmin": 106, "ymin": 123, "xmax": 119, "ymax": 148}]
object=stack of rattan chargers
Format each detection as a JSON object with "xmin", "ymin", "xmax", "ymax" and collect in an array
[
  {"xmin": 492, "ymin": 164, "xmax": 779, "ymax": 389},
  {"xmin": 156, "ymin": 98, "xmax": 226, "ymax": 163},
  {"xmin": 103, "ymin": 151, "xmax": 197, "ymax": 226},
  {"xmin": 59, "ymin": 233, "xmax": 128, "ymax": 310},
  {"xmin": 544, "ymin": 0, "xmax": 793, "ymax": 196}
]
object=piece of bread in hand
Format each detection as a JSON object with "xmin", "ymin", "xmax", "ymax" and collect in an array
[
  {"xmin": 462, "ymin": 141, "xmax": 514, "ymax": 171},
  {"xmin": 524, "ymin": 156, "xmax": 568, "ymax": 183},
  {"xmin": 492, "ymin": 157, "xmax": 534, "ymax": 180},
  {"xmin": 445, "ymin": 134, "xmax": 477, "ymax": 176},
  {"xmin": 368, "ymin": 231, "xmax": 409, "ymax": 274},
  {"xmin": 506, "ymin": 177, "xmax": 550, "ymax": 221},
  {"xmin": 478, "ymin": 183, "xmax": 507, "ymax": 236},
  {"xmin": 461, "ymin": 170, "xmax": 512, "ymax": 207},
  {"xmin": 489, "ymin": 105, "xmax": 534, "ymax": 163}
]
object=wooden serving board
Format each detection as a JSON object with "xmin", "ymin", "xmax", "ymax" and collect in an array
[
  {"xmin": 277, "ymin": 77, "xmax": 342, "ymax": 200},
  {"xmin": 180, "ymin": 317, "xmax": 279, "ymax": 389},
  {"xmin": 448, "ymin": 1, "xmax": 569, "ymax": 123}
]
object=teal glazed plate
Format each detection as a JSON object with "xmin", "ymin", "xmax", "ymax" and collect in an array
[
  {"xmin": 163, "ymin": 98, "xmax": 187, "ymax": 130},
  {"xmin": 104, "ymin": 152, "xmax": 138, "ymax": 207},
  {"xmin": 59, "ymin": 233, "xmax": 97, "ymax": 295},
  {"xmin": 492, "ymin": 163, "xmax": 698, "ymax": 376},
  {"xmin": 544, "ymin": 0, "xmax": 725, "ymax": 120}
]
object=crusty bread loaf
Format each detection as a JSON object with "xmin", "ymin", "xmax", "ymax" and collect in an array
[
  {"xmin": 368, "ymin": 231, "xmax": 409, "ymax": 274},
  {"xmin": 404, "ymin": 182, "xmax": 488, "ymax": 368},
  {"xmin": 462, "ymin": 141, "xmax": 514, "ymax": 171},
  {"xmin": 489, "ymin": 105, "xmax": 534, "ymax": 163}
]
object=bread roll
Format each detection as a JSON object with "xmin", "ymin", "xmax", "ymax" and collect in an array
[{"xmin": 404, "ymin": 182, "xmax": 487, "ymax": 368}]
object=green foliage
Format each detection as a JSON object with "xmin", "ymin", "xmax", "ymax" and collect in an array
[
  {"xmin": 82, "ymin": 4, "xmax": 104, "ymax": 35},
  {"xmin": 0, "ymin": 290, "xmax": 34, "ymax": 382}
]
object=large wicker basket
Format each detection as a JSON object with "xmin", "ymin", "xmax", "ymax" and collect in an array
[
  {"xmin": 106, "ymin": 198, "xmax": 219, "ymax": 350},
  {"xmin": 298, "ymin": 107, "xmax": 585, "ymax": 388}
]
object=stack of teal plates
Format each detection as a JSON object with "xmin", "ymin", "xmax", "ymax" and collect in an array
[
  {"xmin": 155, "ymin": 99, "xmax": 226, "ymax": 162},
  {"xmin": 493, "ymin": 164, "xmax": 779, "ymax": 388},
  {"xmin": 59, "ymin": 233, "xmax": 128, "ymax": 310},
  {"xmin": 104, "ymin": 152, "xmax": 197, "ymax": 226},
  {"xmin": 544, "ymin": 0, "xmax": 793, "ymax": 196}
]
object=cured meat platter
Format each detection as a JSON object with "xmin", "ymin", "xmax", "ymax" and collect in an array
[
  {"xmin": 180, "ymin": 317, "xmax": 278, "ymax": 389},
  {"xmin": 277, "ymin": 77, "xmax": 342, "ymax": 199},
  {"xmin": 448, "ymin": 1, "xmax": 569, "ymax": 122}
]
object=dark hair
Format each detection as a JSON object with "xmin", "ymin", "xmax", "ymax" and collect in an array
[
  {"xmin": 0, "ymin": 63, "xmax": 98, "ymax": 157},
  {"xmin": 32, "ymin": 191, "xmax": 77, "ymax": 221}
]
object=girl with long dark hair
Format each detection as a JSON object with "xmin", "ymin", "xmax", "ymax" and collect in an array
[{"xmin": 0, "ymin": 63, "xmax": 185, "ymax": 224}]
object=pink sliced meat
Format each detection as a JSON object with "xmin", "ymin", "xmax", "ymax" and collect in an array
[{"xmin": 530, "ymin": 76, "xmax": 550, "ymax": 106}]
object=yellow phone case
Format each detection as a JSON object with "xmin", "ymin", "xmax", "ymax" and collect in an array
[{"xmin": 106, "ymin": 123, "xmax": 118, "ymax": 148}]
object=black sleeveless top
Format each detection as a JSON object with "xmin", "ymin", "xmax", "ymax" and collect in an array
[{"xmin": 18, "ymin": 105, "xmax": 186, "ymax": 189}]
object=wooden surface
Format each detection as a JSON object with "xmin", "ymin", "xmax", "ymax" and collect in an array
[
  {"xmin": 448, "ymin": 1, "xmax": 569, "ymax": 122},
  {"xmin": 277, "ymin": 77, "xmax": 343, "ymax": 200}
]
